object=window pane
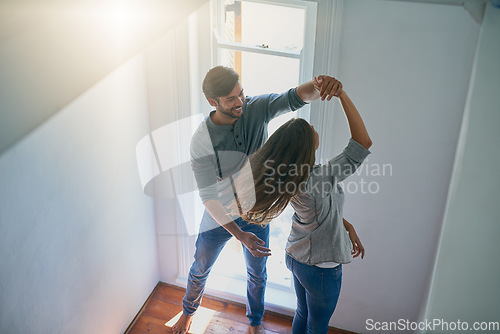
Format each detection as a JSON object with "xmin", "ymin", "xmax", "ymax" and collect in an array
[
  {"xmin": 220, "ymin": 49, "xmax": 300, "ymax": 96},
  {"xmin": 267, "ymin": 205, "xmax": 294, "ymax": 287},
  {"xmin": 211, "ymin": 238, "xmax": 247, "ymax": 281},
  {"xmin": 224, "ymin": 0, "xmax": 305, "ymax": 51},
  {"xmin": 220, "ymin": 49, "xmax": 300, "ymax": 135},
  {"xmin": 241, "ymin": 52, "xmax": 299, "ymax": 95}
]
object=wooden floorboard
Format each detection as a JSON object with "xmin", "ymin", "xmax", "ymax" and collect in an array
[{"xmin": 125, "ymin": 282, "xmax": 356, "ymax": 334}]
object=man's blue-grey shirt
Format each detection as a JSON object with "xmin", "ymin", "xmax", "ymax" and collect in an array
[{"xmin": 190, "ymin": 88, "xmax": 306, "ymax": 205}]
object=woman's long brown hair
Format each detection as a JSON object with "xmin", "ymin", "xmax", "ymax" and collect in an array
[{"xmin": 234, "ymin": 118, "xmax": 316, "ymax": 225}]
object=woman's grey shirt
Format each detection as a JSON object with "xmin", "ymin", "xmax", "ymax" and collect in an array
[{"xmin": 286, "ymin": 139, "xmax": 370, "ymax": 265}]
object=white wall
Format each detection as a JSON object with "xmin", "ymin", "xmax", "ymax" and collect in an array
[
  {"xmin": 423, "ymin": 2, "xmax": 500, "ymax": 332},
  {"xmin": 145, "ymin": 3, "xmax": 212, "ymax": 284},
  {"xmin": 0, "ymin": 55, "xmax": 159, "ymax": 334},
  {"xmin": 310, "ymin": 1, "xmax": 480, "ymax": 332},
  {"xmin": 0, "ymin": 0, "xmax": 208, "ymax": 156}
]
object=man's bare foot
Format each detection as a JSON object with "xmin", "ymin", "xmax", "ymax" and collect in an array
[
  {"xmin": 249, "ymin": 324, "xmax": 265, "ymax": 334},
  {"xmin": 171, "ymin": 313, "xmax": 192, "ymax": 334}
]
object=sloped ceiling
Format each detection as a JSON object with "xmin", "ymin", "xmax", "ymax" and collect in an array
[{"xmin": 0, "ymin": 0, "xmax": 207, "ymax": 156}]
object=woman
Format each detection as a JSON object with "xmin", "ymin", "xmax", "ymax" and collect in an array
[{"xmin": 238, "ymin": 77, "xmax": 372, "ymax": 333}]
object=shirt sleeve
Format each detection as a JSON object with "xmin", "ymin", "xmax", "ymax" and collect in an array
[
  {"xmin": 327, "ymin": 138, "xmax": 371, "ymax": 182},
  {"xmin": 190, "ymin": 124, "xmax": 219, "ymax": 203},
  {"xmin": 308, "ymin": 139, "xmax": 371, "ymax": 197},
  {"xmin": 246, "ymin": 88, "xmax": 307, "ymax": 124}
]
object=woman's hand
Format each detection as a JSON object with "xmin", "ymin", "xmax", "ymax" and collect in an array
[
  {"xmin": 313, "ymin": 75, "xmax": 343, "ymax": 101},
  {"xmin": 343, "ymin": 219, "xmax": 365, "ymax": 259}
]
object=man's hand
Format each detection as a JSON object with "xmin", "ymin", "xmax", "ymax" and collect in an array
[
  {"xmin": 313, "ymin": 75, "xmax": 343, "ymax": 101},
  {"xmin": 237, "ymin": 231, "xmax": 272, "ymax": 257}
]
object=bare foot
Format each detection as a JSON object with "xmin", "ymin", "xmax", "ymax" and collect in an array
[
  {"xmin": 249, "ymin": 324, "xmax": 265, "ymax": 334},
  {"xmin": 171, "ymin": 313, "xmax": 193, "ymax": 334}
]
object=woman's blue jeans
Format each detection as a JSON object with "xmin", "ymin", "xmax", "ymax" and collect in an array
[
  {"xmin": 182, "ymin": 211, "xmax": 269, "ymax": 326},
  {"xmin": 286, "ymin": 253, "xmax": 342, "ymax": 334}
]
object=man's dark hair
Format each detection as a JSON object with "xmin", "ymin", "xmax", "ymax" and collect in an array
[{"xmin": 202, "ymin": 66, "xmax": 240, "ymax": 101}]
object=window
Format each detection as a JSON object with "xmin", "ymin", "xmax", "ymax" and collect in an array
[
  {"xmin": 212, "ymin": 0, "xmax": 316, "ymax": 134},
  {"xmin": 205, "ymin": 0, "xmax": 317, "ymax": 304}
]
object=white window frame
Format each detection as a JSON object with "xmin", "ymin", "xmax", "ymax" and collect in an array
[{"xmin": 210, "ymin": 0, "xmax": 317, "ymax": 121}]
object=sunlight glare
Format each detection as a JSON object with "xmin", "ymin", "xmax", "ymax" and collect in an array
[{"xmin": 165, "ymin": 307, "xmax": 218, "ymax": 334}]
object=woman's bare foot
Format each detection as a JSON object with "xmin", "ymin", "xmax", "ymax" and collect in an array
[
  {"xmin": 171, "ymin": 314, "xmax": 192, "ymax": 334},
  {"xmin": 249, "ymin": 324, "xmax": 265, "ymax": 334}
]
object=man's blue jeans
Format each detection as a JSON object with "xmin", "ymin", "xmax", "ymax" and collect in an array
[
  {"xmin": 286, "ymin": 253, "xmax": 342, "ymax": 334},
  {"xmin": 182, "ymin": 211, "xmax": 269, "ymax": 326}
]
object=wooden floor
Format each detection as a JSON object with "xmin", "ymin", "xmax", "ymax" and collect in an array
[{"xmin": 125, "ymin": 282, "xmax": 355, "ymax": 334}]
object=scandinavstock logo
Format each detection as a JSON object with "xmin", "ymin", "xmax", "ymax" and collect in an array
[{"xmin": 135, "ymin": 114, "xmax": 390, "ymax": 235}]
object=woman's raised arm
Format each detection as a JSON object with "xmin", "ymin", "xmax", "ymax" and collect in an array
[{"xmin": 337, "ymin": 88, "xmax": 372, "ymax": 149}]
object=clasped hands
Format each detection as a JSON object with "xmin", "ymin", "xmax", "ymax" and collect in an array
[{"xmin": 313, "ymin": 75, "xmax": 344, "ymax": 101}]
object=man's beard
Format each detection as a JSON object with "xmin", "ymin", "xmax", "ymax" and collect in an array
[{"xmin": 219, "ymin": 104, "xmax": 242, "ymax": 119}]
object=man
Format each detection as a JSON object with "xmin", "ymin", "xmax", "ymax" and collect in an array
[{"xmin": 172, "ymin": 66, "xmax": 341, "ymax": 334}]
